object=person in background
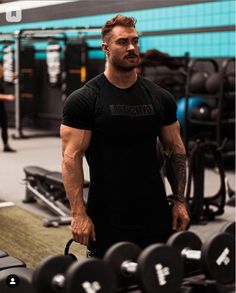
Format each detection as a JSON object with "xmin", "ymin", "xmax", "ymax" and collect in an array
[{"xmin": 0, "ymin": 64, "xmax": 16, "ymax": 152}]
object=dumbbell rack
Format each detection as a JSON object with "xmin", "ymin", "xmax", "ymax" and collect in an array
[
  {"xmin": 184, "ymin": 58, "xmax": 235, "ymax": 159},
  {"xmin": 183, "ymin": 58, "xmax": 235, "ymax": 223},
  {"xmin": 140, "ymin": 53, "xmax": 189, "ymax": 100},
  {"xmin": 1, "ymin": 229, "xmax": 234, "ymax": 293},
  {"xmin": 220, "ymin": 58, "xmax": 235, "ymax": 160},
  {"xmin": 184, "ymin": 58, "xmax": 220, "ymax": 148}
]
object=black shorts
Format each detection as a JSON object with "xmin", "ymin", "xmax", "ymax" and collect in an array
[{"xmin": 87, "ymin": 222, "xmax": 174, "ymax": 259}]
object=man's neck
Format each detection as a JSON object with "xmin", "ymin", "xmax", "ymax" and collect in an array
[{"xmin": 104, "ymin": 66, "xmax": 137, "ymax": 89}]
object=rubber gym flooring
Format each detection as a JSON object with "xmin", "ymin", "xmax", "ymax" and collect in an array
[{"xmin": 0, "ymin": 128, "xmax": 235, "ymax": 269}]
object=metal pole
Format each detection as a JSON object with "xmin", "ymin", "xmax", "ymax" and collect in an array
[{"xmin": 14, "ymin": 31, "xmax": 22, "ymax": 138}]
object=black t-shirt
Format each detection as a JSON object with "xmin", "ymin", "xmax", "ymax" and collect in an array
[{"xmin": 62, "ymin": 73, "xmax": 177, "ymax": 229}]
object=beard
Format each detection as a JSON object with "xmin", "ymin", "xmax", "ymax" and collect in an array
[{"xmin": 111, "ymin": 53, "xmax": 140, "ymax": 72}]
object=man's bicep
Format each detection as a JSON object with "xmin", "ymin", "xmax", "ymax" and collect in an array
[{"xmin": 60, "ymin": 124, "xmax": 92, "ymax": 157}]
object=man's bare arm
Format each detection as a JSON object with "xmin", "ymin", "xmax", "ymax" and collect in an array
[
  {"xmin": 60, "ymin": 124, "xmax": 95, "ymax": 245},
  {"xmin": 160, "ymin": 121, "xmax": 190, "ymax": 230},
  {"xmin": 160, "ymin": 121, "xmax": 186, "ymax": 202}
]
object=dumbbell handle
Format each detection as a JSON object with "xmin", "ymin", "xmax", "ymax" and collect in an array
[
  {"xmin": 51, "ymin": 274, "xmax": 66, "ymax": 290},
  {"xmin": 121, "ymin": 260, "xmax": 138, "ymax": 276},
  {"xmin": 181, "ymin": 248, "xmax": 201, "ymax": 261}
]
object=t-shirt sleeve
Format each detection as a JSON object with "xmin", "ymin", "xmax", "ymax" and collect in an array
[
  {"xmin": 61, "ymin": 86, "xmax": 95, "ymax": 130},
  {"xmin": 160, "ymin": 88, "xmax": 177, "ymax": 126}
]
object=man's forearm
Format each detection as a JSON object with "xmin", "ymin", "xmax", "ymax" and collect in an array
[
  {"xmin": 165, "ymin": 153, "xmax": 186, "ymax": 203},
  {"xmin": 62, "ymin": 153, "xmax": 86, "ymax": 216}
]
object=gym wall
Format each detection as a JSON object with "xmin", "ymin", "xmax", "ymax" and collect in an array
[
  {"xmin": 0, "ymin": 0, "xmax": 234, "ymax": 58},
  {"xmin": 0, "ymin": 0, "xmax": 234, "ymax": 131}
]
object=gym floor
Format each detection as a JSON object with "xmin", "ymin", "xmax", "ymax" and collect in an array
[{"xmin": 0, "ymin": 128, "xmax": 235, "ymax": 243}]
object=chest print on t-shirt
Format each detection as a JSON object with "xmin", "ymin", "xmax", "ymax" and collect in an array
[{"xmin": 109, "ymin": 104, "xmax": 155, "ymax": 117}]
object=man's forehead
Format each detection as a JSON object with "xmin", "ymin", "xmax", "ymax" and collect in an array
[{"xmin": 110, "ymin": 26, "xmax": 138, "ymax": 39}]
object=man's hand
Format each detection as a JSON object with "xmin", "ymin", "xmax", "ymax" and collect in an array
[
  {"xmin": 71, "ymin": 213, "xmax": 96, "ymax": 247},
  {"xmin": 172, "ymin": 201, "xmax": 190, "ymax": 232}
]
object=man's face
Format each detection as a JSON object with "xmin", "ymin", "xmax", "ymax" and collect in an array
[{"xmin": 103, "ymin": 26, "xmax": 140, "ymax": 71}]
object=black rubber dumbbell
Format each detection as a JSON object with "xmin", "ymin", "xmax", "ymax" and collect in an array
[
  {"xmin": 104, "ymin": 241, "xmax": 184, "ymax": 293},
  {"xmin": 33, "ymin": 239, "xmax": 117, "ymax": 293},
  {"xmin": 167, "ymin": 231, "xmax": 235, "ymax": 284},
  {"xmin": 33, "ymin": 255, "xmax": 117, "ymax": 293},
  {"xmin": 220, "ymin": 221, "xmax": 235, "ymax": 238}
]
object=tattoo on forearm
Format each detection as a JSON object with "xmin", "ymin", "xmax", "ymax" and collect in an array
[{"xmin": 165, "ymin": 153, "xmax": 186, "ymax": 203}]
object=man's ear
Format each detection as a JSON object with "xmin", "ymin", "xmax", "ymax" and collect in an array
[{"xmin": 102, "ymin": 42, "xmax": 109, "ymax": 56}]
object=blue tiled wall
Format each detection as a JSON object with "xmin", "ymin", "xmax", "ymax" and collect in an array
[{"xmin": 0, "ymin": 1, "xmax": 235, "ymax": 58}]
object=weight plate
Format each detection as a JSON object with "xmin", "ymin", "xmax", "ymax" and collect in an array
[
  {"xmin": 201, "ymin": 232, "xmax": 235, "ymax": 284},
  {"xmin": 167, "ymin": 231, "xmax": 202, "ymax": 253},
  {"xmin": 167, "ymin": 231, "xmax": 202, "ymax": 276},
  {"xmin": 65, "ymin": 258, "xmax": 117, "ymax": 293},
  {"xmin": 33, "ymin": 255, "xmax": 74, "ymax": 293},
  {"xmin": 104, "ymin": 242, "xmax": 141, "ymax": 289},
  {"xmin": 137, "ymin": 243, "xmax": 184, "ymax": 293},
  {"xmin": 220, "ymin": 222, "xmax": 235, "ymax": 238}
]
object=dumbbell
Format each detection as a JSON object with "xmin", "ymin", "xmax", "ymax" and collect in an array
[
  {"xmin": 167, "ymin": 231, "xmax": 235, "ymax": 284},
  {"xmin": 33, "ymin": 239, "xmax": 117, "ymax": 293},
  {"xmin": 104, "ymin": 241, "xmax": 184, "ymax": 293},
  {"xmin": 33, "ymin": 255, "xmax": 117, "ymax": 293},
  {"xmin": 220, "ymin": 221, "xmax": 235, "ymax": 238}
]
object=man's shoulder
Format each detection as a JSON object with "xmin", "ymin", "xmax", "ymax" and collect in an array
[
  {"xmin": 69, "ymin": 73, "xmax": 105, "ymax": 100},
  {"xmin": 85, "ymin": 73, "xmax": 106, "ymax": 93}
]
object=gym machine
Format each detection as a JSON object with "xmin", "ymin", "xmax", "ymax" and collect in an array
[
  {"xmin": 1, "ymin": 33, "xmax": 54, "ymax": 138},
  {"xmin": 1, "ymin": 26, "xmax": 101, "ymax": 139},
  {"xmin": 185, "ymin": 139, "xmax": 226, "ymax": 223},
  {"xmin": 23, "ymin": 165, "xmax": 89, "ymax": 227}
]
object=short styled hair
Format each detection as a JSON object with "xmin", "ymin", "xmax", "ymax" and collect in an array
[{"xmin": 101, "ymin": 15, "xmax": 137, "ymax": 41}]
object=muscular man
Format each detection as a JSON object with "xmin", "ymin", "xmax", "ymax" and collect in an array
[
  {"xmin": 0, "ymin": 64, "xmax": 16, "ymax": 152},
  {"xmin": 61, "ymin": 15, "xmax": 190, "ymax": 258}
]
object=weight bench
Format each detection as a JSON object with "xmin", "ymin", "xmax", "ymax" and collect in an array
[
  {"xmin": 23, "ymin": 166, "xmax": 89, "ymax": 227},
  {"xmin": 0, "ymin": 254, "xmax": 26, "ymax": 271},
  {"xmin": 0, "ymin": 250, "xmax": 8, "ymax": 258}
]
